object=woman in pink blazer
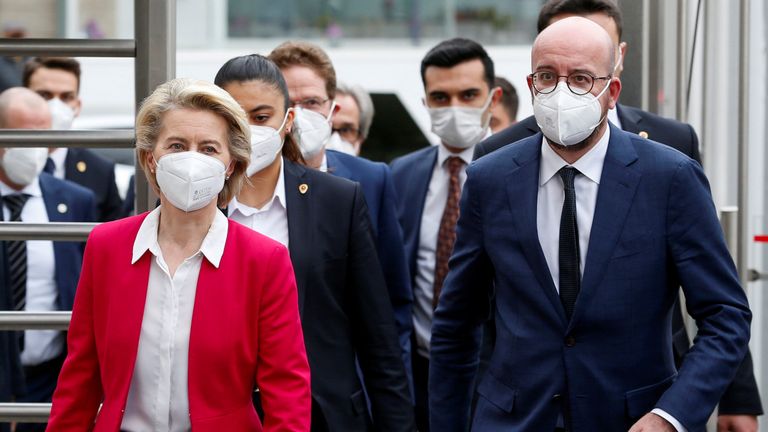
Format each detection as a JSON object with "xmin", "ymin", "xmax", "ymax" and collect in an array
[{"xmin": 47, "ymin": 78, "xmax": 311, "ymax": 432}]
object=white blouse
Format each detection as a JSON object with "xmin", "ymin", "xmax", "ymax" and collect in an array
[{"xmin": 121, "ymin": 207, "xmax": 228, "ymax": 432}]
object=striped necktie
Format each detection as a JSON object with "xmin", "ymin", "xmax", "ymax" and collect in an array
[{"xmin": 4, "ymin": 193, "xmax": 30, "ymax": 312}]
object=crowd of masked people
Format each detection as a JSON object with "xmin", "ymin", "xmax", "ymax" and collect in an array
[{"xmin": 0, "ymin": 1, "xmax": 763, "ymax": 431}]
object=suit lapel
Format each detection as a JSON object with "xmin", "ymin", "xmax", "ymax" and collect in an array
[
  {"xmin": 404, "ymin": 147, "xmax": 438, "ymax": 276},
  {"xmin": 504, "ymin": 135, "xmax": 567, "ymax": 326},
  {"xmin": 325, "ymin": 150, "xmax": 352, "ymax": 179},
  {"xmin": 568, "ymin": 125, "xmax": 641, "ymax": 330},
  {"xmin": 616, "ymin": 104, "xmax": 643, "ymax": 134},
  {"xmin": 284, "ymin": 160, "xmax": 313, "ymax": 316}
]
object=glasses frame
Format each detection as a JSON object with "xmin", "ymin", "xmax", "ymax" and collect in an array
[
  {"xmin": 529, "ymin": 71, "xmax": 612, "ymax": 96},
  {"xmin": 290, "ymin": 97, "xmax": 331, "ymax": 113}
]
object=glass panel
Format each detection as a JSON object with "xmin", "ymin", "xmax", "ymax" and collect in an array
[{"xmin": 227, "ymin": 0, "xmax": 540, "ymax": 45}]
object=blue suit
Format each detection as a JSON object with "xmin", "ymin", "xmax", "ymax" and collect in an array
[
  {"xmin": 326, "ymin": 150, "xmax": 414, "ymax": 384},
  {"xmin": 429, "ymin": 125, "xmax": 751, "ymax": 431},
  {"xmin": 1, "ymin": 173, "xmax": 95, "ymax": 414}
]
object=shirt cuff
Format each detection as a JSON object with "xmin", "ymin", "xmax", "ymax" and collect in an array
[{"xmin": 651, "ymin": 408, "xmax": 687, "ymax": 432}]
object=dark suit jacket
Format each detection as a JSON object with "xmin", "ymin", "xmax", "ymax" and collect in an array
[
  {"xmin": 0, "ymin": 173, "xmax": 96, "ymax": 401},
  {"xmin": 326, "ymin": 150, "xmax": 414, "ymax": 384},
  {"xmin": 64, "ymin": 148, "xmax": 123, "ymax": 222},
  {"xmin": 389, "ymin": 146, "xmax": 439, "ymax": 291},
  {"xmin": 277, "ymin": 160, "xmax": 414, "ymax": 431},
  {"xmin": 473, "ymin": 105, "xmax": 763, "ymax": 415},
  {"xmin": 430, "ymin": 125, "xmax": 752, "ymax": 431}
]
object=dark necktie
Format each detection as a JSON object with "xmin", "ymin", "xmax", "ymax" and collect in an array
[
  {"xmin": 433, "ymin": 156, "xmax": 465, "ymax": 309},
  {"xmin": 558, "ymin": 167, "xmax": 580, "ymax": 320},
  {"xmin": 3, "ymin": 194, "xmax": 30, "ymax": 349},
  {"xmin": 43, "ymin": 157, "xmax": 55, "ymax": 175}
]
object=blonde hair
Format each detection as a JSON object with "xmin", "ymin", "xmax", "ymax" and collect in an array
[{"xmin": 135, "ymin": 78, "xmax": 251, "ymax": 207}]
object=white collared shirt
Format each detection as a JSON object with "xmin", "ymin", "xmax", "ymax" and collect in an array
[
  {"xmin": 122, "ymin": 206, "xmax": 228, "ymax": 432},
  {"xmin": 228, "ymin": 157, "xmax": 289, "ymax": 248},
  {"xmin": 607, "ymin": 106, "xmax": 622, "ymax": 129},
  {"xmin": 48, "ymin": 148, "xmax": 68, "ymax": 180},
  {"xmin": 536, "ymin": 127, "xmax": 610, "ymax": 292},
  {"xmin": 413, "ymin": 143, "xmax": 474, "ymax": 358},
  {"xmin": 1, "ymin": 177, "xmax": 62, "ymax": 366}
]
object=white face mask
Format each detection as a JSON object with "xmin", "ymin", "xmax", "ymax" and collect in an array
[
  {"xmin": 1, "ymin": 147, "xmax": 48, "ymax": 186},
  {"xmin": 533, "ymin": 81, "xmax": 610, "ymax": 147},
  {"xmin": 155, "ymin": 151, "xmax": 227, "ymax": 212},
  {"xmin": 47, "ymin": 98, "xmax": 75, "ymax": 130},
  {"xmin": 326, "ymin": 132, "xmax": 356, "ymax": 156},
  {"xmin": 427, "ymin": 91, "xmax": 494, "ymax": 149},
  {"xmin": 247, "ymin": 110, "xmax": 291, "ymax": 176},
  {"xmin": 291, "ymin": 101, "xmax": 336, "ymax": 159}
]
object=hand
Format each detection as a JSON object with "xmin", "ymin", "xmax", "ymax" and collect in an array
[
  {"xmin": 717, "ymin": 414, "xmax": 758, "ymax": 432},
  {"xmin": 629, "ymin": 412, "xmax": 677, "ymax": 432}
]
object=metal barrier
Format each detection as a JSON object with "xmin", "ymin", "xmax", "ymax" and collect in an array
[{"xmin": 0, "ymin": 0, "xmax": 176, "ymax": 424}]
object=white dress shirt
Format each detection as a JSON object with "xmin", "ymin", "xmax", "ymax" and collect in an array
[
  {"xmin": 535, "ymin": 128, "xmax": 686, "ymax": 432},
  {"xmin": 227, "ymin": 157, "xmax": 289, "ymax": 248},
  {"xmin": 1, "ymin": 178, "xmax": 63, "ymax": 366},
  {"xmin": 607, "ymin": 106, "xmax": 622, "ymax": 129},
  {"xmin": 48, "ymin": 148, "xmax": 68, "ymax": 180},
  {"xmin": 122, "ymin": 206, "xmax": 228, "ymax": 432},
  {"xmin": 413, "ymin": 144, "xmax": 474, "ymax": 359},
  {"xmin": 536, "ymin": 127, "xmax": 609, "ymax": 292}
]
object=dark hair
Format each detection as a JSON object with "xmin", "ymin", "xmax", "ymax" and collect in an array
[
  {"xmin": 494, "ymin": 76, "xmax": 519, "ymax": 121},
  {"xmin": 538, "ymin": 0, "xmax": 623, "ymax": 39},
  {"xmin": 420, "ymin": 38, "xmax": 494, "ymax": 90},
  {"xmin": 23, "ymin": 57, "xmax": 81, "ymax": 91},
  {"xmin": 214, "ymin": 54, "xmax": 305, "ymax": 165}
]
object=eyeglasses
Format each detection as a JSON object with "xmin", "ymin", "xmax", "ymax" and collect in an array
[
  {"xmin": 529, "ymin": 71, "xmax": 612, "ymax": 96},
  {"xmin": 332, "ymin": 125, "xmax": 360, "ymax": 141},
  {"xmin": 290, "ymin": 97, "xmax": 330, "ymax": 113}
]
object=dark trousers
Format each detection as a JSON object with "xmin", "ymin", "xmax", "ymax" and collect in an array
[
  {"xmin": 16, "ymin": 352, "xmax": 66, "ymax": 432},
  {"xmin": 412, "ymin": 352, "xmax": 430, "ymax": 432}
]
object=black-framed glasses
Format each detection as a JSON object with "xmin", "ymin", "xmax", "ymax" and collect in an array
[
  {"xmin": 332, "ymin": 125, "xmax": 360, "ymax": 141},
  {"xmin": 529, "ymin": 71, "xmax": 612, "ymax": 96},
  {"xmin": 290, "ymin": 97, "xmax": 330, "ymax": 113}
]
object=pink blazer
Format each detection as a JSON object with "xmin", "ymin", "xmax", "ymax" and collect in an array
[{"xmin": 47, "ymin": 213, "xmax": 311, "ymax": 431}]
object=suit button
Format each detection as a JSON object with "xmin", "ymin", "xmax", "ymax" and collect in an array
[
  {"xmin": 565, "ymin": 336, "xmax": 576, "ymax": 347},
  {"xmin": 551, "ymin": 394, "xmax": 561, "ymax": 401}
]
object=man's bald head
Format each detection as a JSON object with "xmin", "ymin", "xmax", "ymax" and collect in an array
[
  {"xmin": 532, "ymin": 16, "xmax": 615, "ymax": 75},
  {"xmin": 0, "ymin": 87, "xmax": 52, "ymax": 129}
]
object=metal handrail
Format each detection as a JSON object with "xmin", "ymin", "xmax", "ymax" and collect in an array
[
  {"xmin": 0, "ymin": 39, "xmax": 135, "ymax": 57},
  {"xmin": 0, "ymin": 403, "xmax": 52, "ymax": 423},
  {"xmin": 0, "ymin": 312, "xmax": 71, "ymax": 331},
  {"xmin": 0, "ymin": 130, "xmax": 135, "ymax": 148},
  {"xmin": 0, "ymin": 222, "xmax": 96, "ymax": 241}
]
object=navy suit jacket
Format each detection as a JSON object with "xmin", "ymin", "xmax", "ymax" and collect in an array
[
  {"xmin": 0, "ymin": 173, "xmax": 95, "ymax": 401},
  {"xmin": 474, "ymin": 105, "xmax": 763, "ymax": 415},
  {"xmin": 389, "ymin": 146, "xmax": 438, "ymax": 291},
  {"xmin": 64, "ymin": 148, "xmax": 122, "ymax": 222},
  {"xmin": 429, "ymin": 125, "xmax": 751, "ymax": 431},
  {"xmin": 326, "ymin": 150, "xmax": 414, "ymax": 379}
]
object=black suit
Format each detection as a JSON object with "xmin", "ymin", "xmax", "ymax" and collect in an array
[
  {"xmin": 260, "ymin": 160, "xmax": 414, "ymax": 431},
  {"xmin": 63, "ymin": 148, "xmax": 123, "ymax": 222},
  {"xmin": 473, "ymin": 104, "xmax": 763, "ymax": 416},
  {"xmin": 0, "ymin": 240, "xmax": 24, "ymax": 432}
]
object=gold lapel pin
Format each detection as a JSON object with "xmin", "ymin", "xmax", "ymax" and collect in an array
[
  {"xmin": 76, "ymin": 161, "xmax": 87, "ymax": 173},
  {"xmin": 57, "ymin": 203, "xmax": 68, "ymax": 214},
  {"xmin": 638, "ymin": 131, "xmax": 649, "ymax": 139},
  {"xmin": 299, "ymin": 184, "xmax": 309, "ymax": 194}
]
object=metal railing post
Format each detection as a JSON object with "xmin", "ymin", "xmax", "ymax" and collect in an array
[{"xmin": 134, "ymin": 0, "xmax": 176, "ymax": 213}]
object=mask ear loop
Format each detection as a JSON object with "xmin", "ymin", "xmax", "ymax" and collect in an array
[{"xmin": 325, "ymin": 100, "xmax": 337, "ymax": 121}]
